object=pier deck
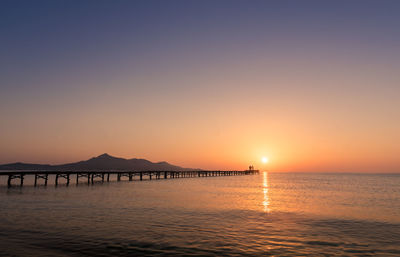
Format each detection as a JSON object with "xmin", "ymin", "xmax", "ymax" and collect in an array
[{"xmin": 0, "ymin": 170, "xmax": 259, "ymax": 187}]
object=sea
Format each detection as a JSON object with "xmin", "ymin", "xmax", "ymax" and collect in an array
[{"xmin": 0, "ymin": 172, "xmax": 399, "ymax": 256}]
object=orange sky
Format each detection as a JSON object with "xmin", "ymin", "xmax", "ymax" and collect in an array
[{"xmin": 1, "ymin": 65, "xmax": 399, "ymax": 172}]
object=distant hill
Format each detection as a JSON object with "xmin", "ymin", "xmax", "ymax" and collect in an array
[{"xmin": 0, "ymin": 153, "xmax": 198, "ymax": 171}]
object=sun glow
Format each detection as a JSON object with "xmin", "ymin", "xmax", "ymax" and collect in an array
[{"xmin": 262, "ymin": 157, "xmax": 269, "ymax": 163}]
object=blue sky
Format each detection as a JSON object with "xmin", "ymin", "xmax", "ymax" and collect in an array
[{"xmin": 1, "ymin": 0, "xmax": 400, "ymax": 171}]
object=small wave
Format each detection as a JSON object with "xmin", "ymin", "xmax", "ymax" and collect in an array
[{"xmin": 306, "ymin": 241, "xmax": 341, "ymax": 247}]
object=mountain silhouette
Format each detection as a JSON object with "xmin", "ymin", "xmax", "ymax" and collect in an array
[{"xmin": 0, "ymin": 153, "xmax": 197, "ymax": 171}]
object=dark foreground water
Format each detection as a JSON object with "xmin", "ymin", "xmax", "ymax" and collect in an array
[{"xmin": 0, "ymin": 172, "xmax": 399, "ymax": 256}]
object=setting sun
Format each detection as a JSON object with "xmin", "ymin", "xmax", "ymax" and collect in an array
[{"xmin": 262, "ymin": 157, "xmax": 269, "ymax": 163}]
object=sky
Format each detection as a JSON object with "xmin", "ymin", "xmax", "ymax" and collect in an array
[{"xmin": 1, "ymin": 0, "xmax": 399, "ymax": 172}]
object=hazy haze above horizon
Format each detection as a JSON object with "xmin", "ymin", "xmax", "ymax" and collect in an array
[{"xmin": 1, "ymin": 0, "xmax": 399, "ymax": 172}]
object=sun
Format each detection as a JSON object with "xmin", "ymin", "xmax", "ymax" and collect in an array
[{"xmin": 262, "ymin": 157, "xmax": 269, "ymax": 163}]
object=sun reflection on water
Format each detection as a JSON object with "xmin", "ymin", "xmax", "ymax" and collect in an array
[{"xmin": 263, "ymin": 171, "xmax": 270, "ymax": 212}]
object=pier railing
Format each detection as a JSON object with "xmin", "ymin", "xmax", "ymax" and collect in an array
[{"xmin": 0, "ymin": 170, "xmax": 259, "ymax": 187}]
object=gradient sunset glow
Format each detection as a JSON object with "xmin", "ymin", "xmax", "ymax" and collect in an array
[{"xmin": 1, "ymin": 1, "xmax": 399, "ymax": 172}]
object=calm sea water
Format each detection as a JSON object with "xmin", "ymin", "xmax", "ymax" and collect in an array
[{"xmin": 0, "ymin": 172, "xmax": 399, "ymax": 256}]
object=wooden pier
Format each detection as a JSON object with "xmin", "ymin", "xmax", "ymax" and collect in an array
[{"xmin": 0, "ymin": 170, "xmax": 259, "ymax": 187}]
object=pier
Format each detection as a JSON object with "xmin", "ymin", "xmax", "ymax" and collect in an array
[{"xmin": 0, "ymin": 170, "xmax": 259, "ymax": 187}]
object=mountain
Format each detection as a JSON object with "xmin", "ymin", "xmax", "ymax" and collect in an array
[{"xmin": 0, "ymin": 153, "xmax": 197, "ymax": 171}]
